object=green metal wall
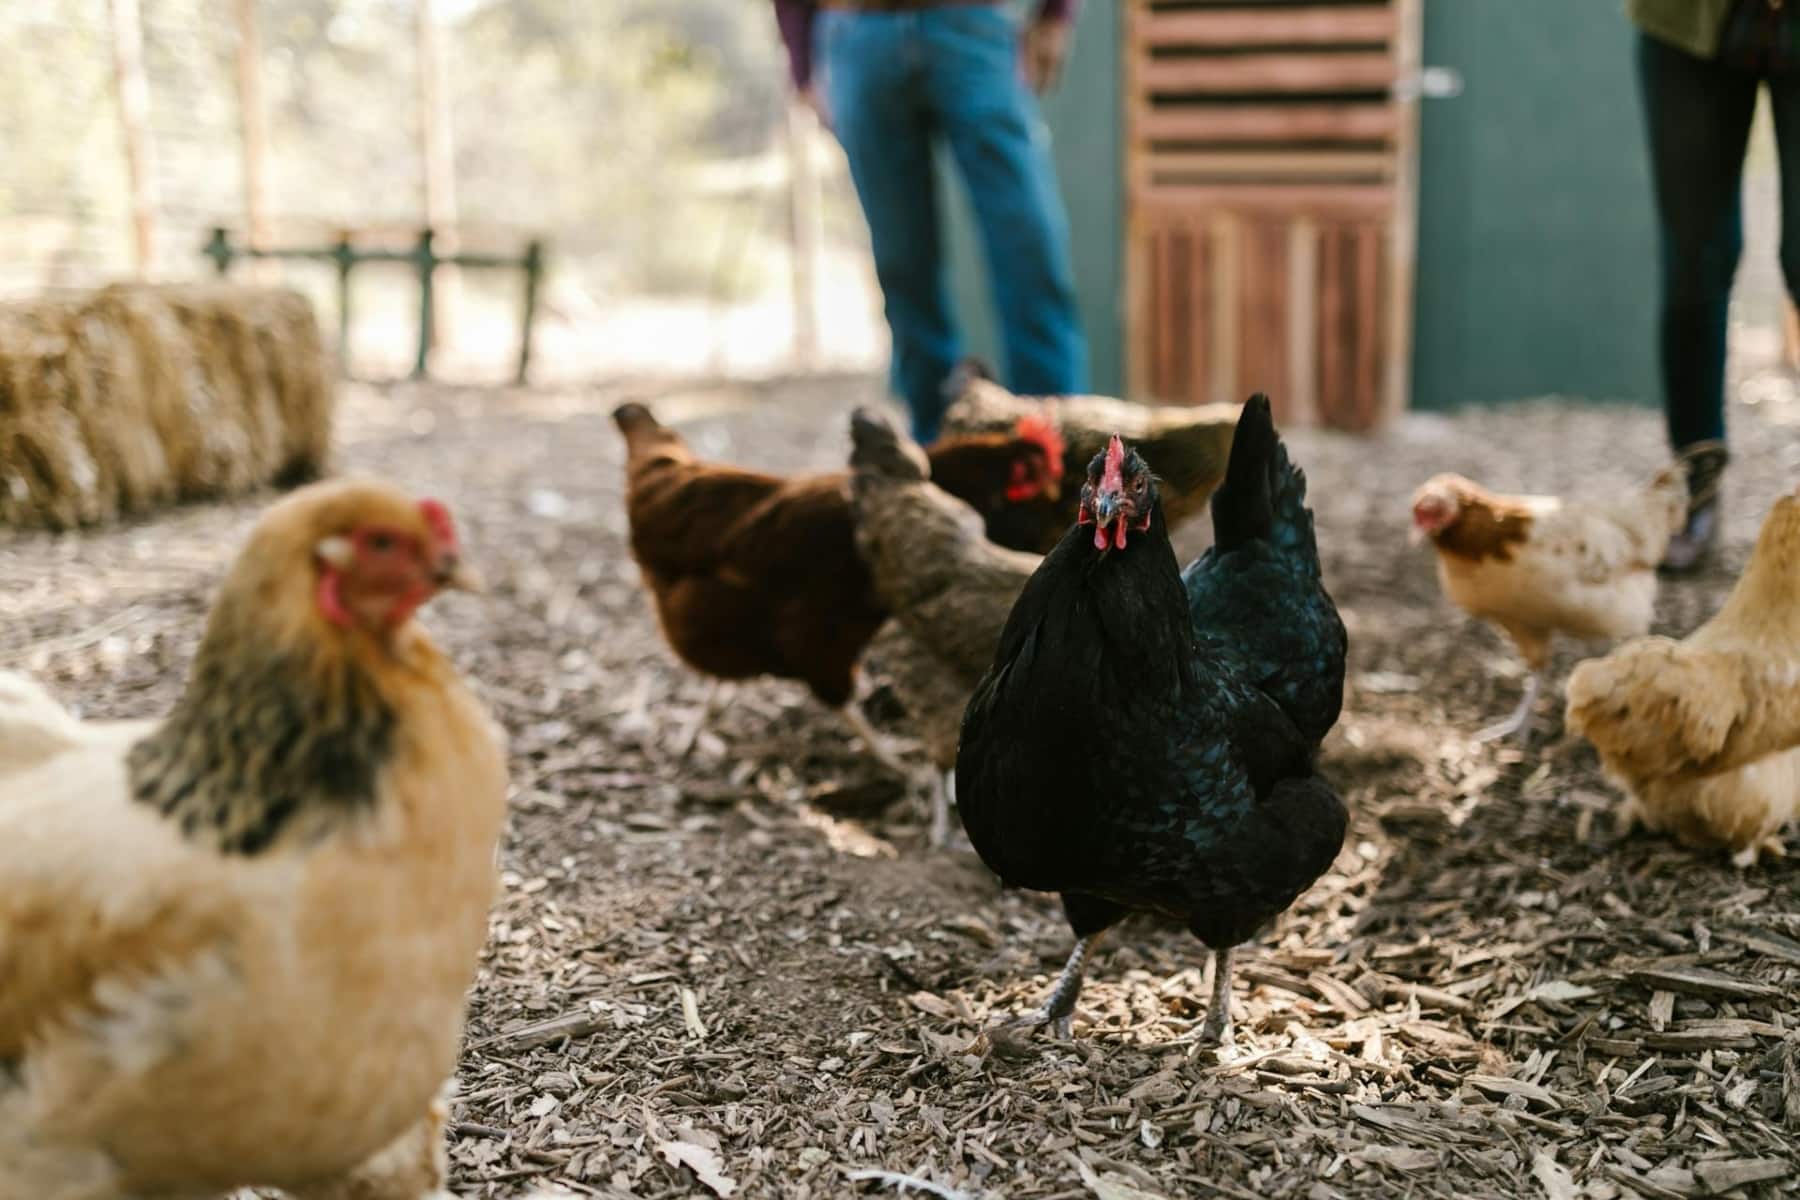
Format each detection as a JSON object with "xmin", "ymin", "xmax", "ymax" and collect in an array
[
  {"xmin": 940, "ymin": 1, "xmax": 1123, "ymax": 395},
  {"xmin": 1411, "ymin": 1, "xmax": 1659, "ymax": 409}
]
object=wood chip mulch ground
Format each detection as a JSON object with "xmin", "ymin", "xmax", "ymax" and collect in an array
[{"xmin": 3, "ymin": 371, "xmax": 1796, "ymax": 1200}]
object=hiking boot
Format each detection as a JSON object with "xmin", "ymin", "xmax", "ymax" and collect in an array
[{"xmin": 1662, "ymin": 441, "xmax": 1728, "ymax": 574}]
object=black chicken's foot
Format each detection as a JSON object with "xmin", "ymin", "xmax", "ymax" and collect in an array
[
  {"xmin": 1003, "ymin": 932, "xmax": 1105, "ymax": 1039},
  {"xmin": 1474, "ymin": 670, "xmax": 1540, "ymax": 744},
  {"xmin": 1189, "ymin": 945, "xmax": 1235, "ymax": 1049}
]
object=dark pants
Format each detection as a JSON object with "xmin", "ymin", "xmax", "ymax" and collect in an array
[
  {"xmin": 1637, "ymin": 32, "xmax": 1800, "ymax": 451},
  {"xmin": 818, "ymin": 5, "xmax": 1088, "ymax": 443}
]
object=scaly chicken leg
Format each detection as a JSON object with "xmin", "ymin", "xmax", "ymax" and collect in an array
[
  {"xmin": 1195, "ymin": 945, "xmax": 1236, "ymax": 1046},
  {"xmin": 1474, "ymin": 668, "xmax": 1541, "ymax": 744},
  {"xmin": 1004, "ymin": 931, "xmax": 1106, "ymax": 1039}
]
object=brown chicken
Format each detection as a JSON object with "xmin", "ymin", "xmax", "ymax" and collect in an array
[
  {"xmin": 1566, "ymin": 489, "xmax": 1800, "ymax": 864},
  {"xmin": 0, "ymin": 480, "xmax": 506, "ymax": 1200},
  {"xmin": 847, "ymin": 408, "xmax": 1041, "ymax": 845},
  {"xmin": 940, "ymin": 358, "xmax": 1239, "ymax": 550},
  {"xmin": 1409, "ymin": 466, "xmax": 1688, "ymax": 741},
  {"xmin": 611, "ymin": 402, "xmax": 1059, "ymax": 763}
]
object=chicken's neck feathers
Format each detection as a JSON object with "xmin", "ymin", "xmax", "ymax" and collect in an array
[
  {"xmin": 1014, "ymin": 504, "xmax": 1197, "ymax": 707},
  {"xmin": 125, "ymin": 606, "xmax": 452, "ymax": 856}
]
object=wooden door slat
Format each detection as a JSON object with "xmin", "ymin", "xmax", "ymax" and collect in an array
[
  {"xmin": 1135, "ymin": 6, "xmax": 1397, "ymax": 50},
  {"xmin": 1138, "ymin": 105, "xmax": 1397, "ymax": 145},
  {"xmin": 1139, "ymin": 52, "xmax": 1396, "ymax": 96}
]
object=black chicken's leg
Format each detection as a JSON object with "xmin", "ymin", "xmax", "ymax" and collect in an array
[
  {"xmin": 1196, "ymin": 945, "xmax": 1235, "ymax": 1045},
  {"xmin": 1005, "ymin": 931, "xmax": 1103, "ymax": 1039},
  {"xmin": 1004, "ymin": 894, "xmax": 1126, "ymax": 1038}
]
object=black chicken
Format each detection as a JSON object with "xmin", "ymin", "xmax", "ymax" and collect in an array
[{"xmin": 955, "ymin": 395, "xmax": 1347, "ymax": 1044}]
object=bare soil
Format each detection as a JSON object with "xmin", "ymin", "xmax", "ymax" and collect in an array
[{"xmin": 3, "ymin": 371, "xmax": 1797, "ymax": 1200}]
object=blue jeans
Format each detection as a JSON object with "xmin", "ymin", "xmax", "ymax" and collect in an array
[
  {"xmin": 817, "ymin": 4, "xmax": 1088, "ymax": 442},
  {"xmin": 1637, "ymin": 32, "xmax": 1800, "ymax": 450}
]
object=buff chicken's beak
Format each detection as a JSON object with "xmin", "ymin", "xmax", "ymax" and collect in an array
[{"xmin": 435, "ymin": 553, "xmax": 484, "ymax": 594}]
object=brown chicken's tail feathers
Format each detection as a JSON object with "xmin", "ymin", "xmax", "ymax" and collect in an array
[
  {"xmin": 611, "ymin": 401, "xmax": 662, "ymax": 439},
  {"xmin": 849, "ymin": 407, "xmax": 930, "ymax": 483}
]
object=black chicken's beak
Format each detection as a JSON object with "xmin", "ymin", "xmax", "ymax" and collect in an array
[{"xmin": 1092, "ymin": 491, "xmax": 1121, "ymax": 529}]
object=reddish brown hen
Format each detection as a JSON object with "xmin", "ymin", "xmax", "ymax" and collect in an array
[{"xmin": 612, "ymin": 402, "xmax": 1060, "ymax": 764}]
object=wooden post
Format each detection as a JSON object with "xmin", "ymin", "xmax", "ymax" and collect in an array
[
  {"xmin": 414, "ymin": 228, "xmax": 436, "ymax": 380},
  {"xmin": 105, "ymin": 0, "xmax": 160, "ymax": 276},
  {"xmin": 334, "ymin": 233, "xmax": 356, "ymax": 378},
  {"xmin": 232, "ymin": 0, "xmax": 272, "ymax": 277},
  {"xmin": 203, "ymin": 227, "xmax": 234, "ymax": 276},
  {"xmin": 784, "ymin": 97, "xmax": 820, "ymax": 370},
  {"xmin": 417, "ymin": 0, "xmax": 461, "ymax": 351},
  {"xmin": 517, "ymin": 240, "xmax": 543, "ymax": 385}
]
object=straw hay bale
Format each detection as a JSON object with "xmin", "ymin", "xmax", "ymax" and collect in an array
[{"xmin": 0, "ymin": 283, "xmax": 332, "ymax": 529}]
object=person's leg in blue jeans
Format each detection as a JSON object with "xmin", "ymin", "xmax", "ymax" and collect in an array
[
  {"xmin": 818, "ymin": 12, "xmax": 962, "ymax": 443},
  {"xmin": 924, "ymin": 7, "xmax": 1087, "ymax": 407},
  {"xmin": 1636, "ymin": 33, "xmax": 1757, "ymax": 568}
]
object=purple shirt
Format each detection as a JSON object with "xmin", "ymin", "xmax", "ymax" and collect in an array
[{"xmin": 773, "ymin": 0, "xmax": 1077, "ymax": 89}]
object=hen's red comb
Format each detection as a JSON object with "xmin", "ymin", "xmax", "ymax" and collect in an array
[
  {"xmin": 1013, "ymin": 409, "xmax": 1066, "ymax": 466},
  {"xmin": 418, "ymin": 498, "xmax": 457, "ymax": 550},
  {"xmin": 1099, "ymin": 435, "xmax": 1126, "ymax": 494}
]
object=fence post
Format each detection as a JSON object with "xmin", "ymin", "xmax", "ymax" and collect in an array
[
  {"xmin": 517, "ymin": 239, "xmax": 543, "ymax": 386},
  {"xmin": 413, "ymin": 227, "xmax": 435, "ymax": 380},
  {"xmin": 333, "ymin": 233, "xmax": 355, "ymax": 379},
  {"xmin": 203, "ymin": 227, "xmax": 234, "ymax": 276}
]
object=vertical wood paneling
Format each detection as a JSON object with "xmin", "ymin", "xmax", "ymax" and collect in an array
[
  {"xmin": 1287, "ymin": 218, "xmax": 1320, "ymax": 424},
  {"xmin": 1187, "ymin": 221, "xmax": 1213, "ymax": 406},
  {"xmin": 1210, "ymin": 213, "xmax": 1240, "ymax": 408},
  {"xmin": 1124, "ymin": 0, "xmax": 1411, "ymax": 430},
  {"xmin": 1237, "ymin": 217, "xmax": 1290, "ymax": 418}
]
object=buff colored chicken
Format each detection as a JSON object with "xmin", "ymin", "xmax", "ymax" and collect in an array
[
  {"xmin": 940, "ymin": 360, "xmax": 1240, "ymax": 547},
  {"xmin": 1409, "ymin": 466, "xmax": 1688, "ymax": 742},
  {"xmin": 1567, "ymin": 489, "xmax": 1800, "ymax": 864},
  {"xmin": 0, "ymin": 479, "xmax": 507, "ymax": 1200}
]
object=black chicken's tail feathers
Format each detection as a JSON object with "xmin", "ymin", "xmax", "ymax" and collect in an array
[
  {"xmin": 849, "ymin": 407, "xmax": 929, "ymax": 483},
  {"xmin": 1207, "ymin": 393, "xmax": 1317, "ymax": 565}
]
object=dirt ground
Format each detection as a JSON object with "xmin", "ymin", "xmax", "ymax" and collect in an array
[{"xmin": 3, "ymin": 372, "xmax": 1798, "ymax": 1200}]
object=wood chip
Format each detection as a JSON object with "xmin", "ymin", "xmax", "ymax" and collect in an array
[
  {"xmin": 1693, "ymin": 1158, "xmax": 1790, "ymax": 1193},
  {"xmin": 1626, "ymin": 965, "xmax": 1780, "ymax": 1001}
]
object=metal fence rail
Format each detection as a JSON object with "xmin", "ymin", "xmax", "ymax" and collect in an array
[{"xmin": 203, "ymin": 226, "xmax": 545, "ymax": 383}]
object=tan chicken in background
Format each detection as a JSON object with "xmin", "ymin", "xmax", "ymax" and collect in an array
[
  {"xmin": 0, "ymin": 480, "xmax": 506, "ymax": 1200},
  {"xmin": 1409, "ymin": 466, "xmax": 1688, "ymax": 741},
  {"xmin": 1567, "ymin": 489, "xmax": 1800, "ymax": 864},
  {"xmin": 847, "ymin": 408, "xmax": 1039, "ymax": 847},
  {"xmin": 940, "ymin": 359, "xmax": 1240, "ymax": 546}
]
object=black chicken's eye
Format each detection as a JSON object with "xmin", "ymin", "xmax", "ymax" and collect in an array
[{"xmin": 368, "ymin": 532, "xmax": 395, "ymax": 553}]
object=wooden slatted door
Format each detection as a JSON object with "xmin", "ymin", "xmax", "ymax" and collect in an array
[{"xmin": 1125, "ymin": 0, "xmax": 1422, "ymax": 430}]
